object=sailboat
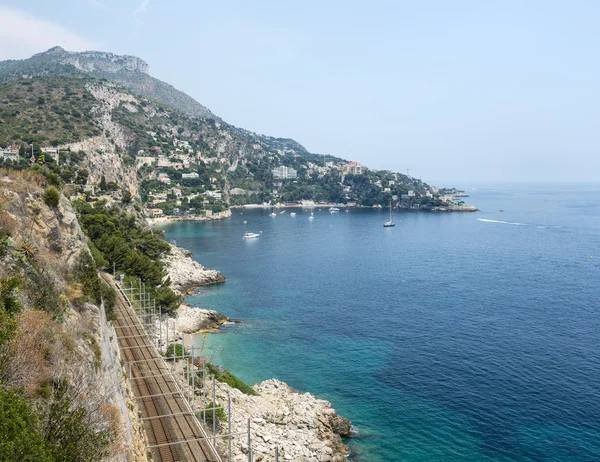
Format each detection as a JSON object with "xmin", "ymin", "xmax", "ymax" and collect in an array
[{"xmin": 383, "ymin": 202, "xmax": 395, "ymax": 227}]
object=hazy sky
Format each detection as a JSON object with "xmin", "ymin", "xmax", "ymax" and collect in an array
[{"xmin": 1, "ymin": 1, "xmax": 599, "ymax": 183}]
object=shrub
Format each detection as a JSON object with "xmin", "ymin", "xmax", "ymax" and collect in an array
[
  {"xmin": 164, "ymin": 343, "xmax": 186, "ymax": 358},
  {"xmin": 206, "ymin": 363, "xmax": 258, "ymax": 396},
  {"xmin": 45, "ymin": 171, "xmax": 62, "ymax": 188},
  {"xmin": 99, "ymin": 280, "xmax": 116, "ymax": 322},
  {"xmin": 199, "ymin": 401, "xmax": 226, "ymax": 427},
  {"xmin": 73, "ymin": 252, "xmax": 101, "ymax": 305},
  {"xmin": 43, "ymin": 186, "xmax": 60, "ymax": 208},
  {"xmin": 39, "ymin": 380, "xmax": 113, "ymax": 461},
  {"xmin": 0, "ymin": 388, "xmax": 51, "ymax": 461}
]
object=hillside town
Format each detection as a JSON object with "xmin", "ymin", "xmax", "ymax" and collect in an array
[{"xmin": 0, "ymin": 134, "xmax": 473, "ymax": 219}]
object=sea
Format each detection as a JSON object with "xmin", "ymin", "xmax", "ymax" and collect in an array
[{"xmin": 162, "ymin": 183, "xmax": 600, "ymax": 461}]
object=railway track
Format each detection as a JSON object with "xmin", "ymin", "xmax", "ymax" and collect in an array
[{"xmin": 101, "ymin": 273, "xmax": 222, "ymax": 462}]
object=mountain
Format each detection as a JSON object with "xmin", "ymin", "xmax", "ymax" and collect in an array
[
  {"xmin": 0, "ymin": 48, "xmax": 466, "ymax": 213},
  {"xmin": 0, "ymin": 46, "xmax": 216, "ymax": 119}
]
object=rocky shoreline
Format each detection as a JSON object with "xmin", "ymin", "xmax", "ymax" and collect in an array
[
  {"xmin": 211, "ymin": 379, "xmax": 351, "ymax": 462},
  {"xmin": 159, "ymin": 227, "xmax": 353, "ymax": 461},
  {"xmin": 148, "ymin": 209, "xmax": 232, "ymax": 226},
  {"xmin": 162, "ymin": 243, "xmax": 226, "ymax": 295}
]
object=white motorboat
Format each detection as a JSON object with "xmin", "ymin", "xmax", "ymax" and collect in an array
[
  {"xmin": 270, "ymin": 212, "xmax": 277, "ymax": 217},
  {"xmin": 243, "ymin": 231, "xmax": 262, "ymax": 240},
  {"xmin": 309, "ymin": 216, "xmax": 314, "ymax": 221},
  {"xmin": 290, "ymin": 212, "xmax": 297, "ymax": 216},
  {"xmin": 329, "ymin": 207, "xmax": 340, "ymax": 214}
]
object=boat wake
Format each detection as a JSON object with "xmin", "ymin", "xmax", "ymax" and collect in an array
[{"xmin": 477, "ymin": 218, "xmax": 527, "ymax": 226}]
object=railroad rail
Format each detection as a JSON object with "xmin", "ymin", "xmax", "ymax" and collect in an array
[{"xmin": 101, "ymin": 273, "xmax": 222, "ymax": 462}]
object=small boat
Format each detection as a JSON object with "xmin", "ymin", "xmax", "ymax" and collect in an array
[
  {"xmin": 345, "ymin": 209, "xmax": 350, "ymax": 213},
  {"xmin": 270, "ymin": 212, "xmax": 277, "ymax": 217},
  {"xmin": 280, "ymin": 210, "xmax": 286, "ymax": 214},
  {"xmin": 329, "ymin": 207, "xmax": 340, "ymax": 214},
  {"xmin": 383, "ymin": 201, "xmax": 395, "ymax": 227},
  {"xmin": 243, "ymin": 231, "xmax": 262, "ymax": 240},
  {"xmin": 309, "ymin": 216, "xmax": 314, "ymax": 221},
  {"xmin": 499, "ymin": 209, "xmax": 505, "ymax": 212},
  {"xmin": 243, "ymin": 220, "xmax": 247, "ymax": 224},
  {"xmin": 290, "ymin": 212, "xmax": 296, "ymax": 217}
]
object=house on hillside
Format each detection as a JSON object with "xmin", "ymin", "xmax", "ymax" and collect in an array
[
  {"xmin": 136, "ymin": 156, "xmax": 155, "ymax": 167},
  {"xmin": 0, "ymin": 148, "xmax": 19, "ymax": 162},
  {"xmin": 182, "ymin": 172, "xmax": 199, "ymax": 179},
  {"xmin": 156, "ymin": 173, "xmax": 171, "ymax": 185},
  {"xmin": 343, "ymin": 162, "xmax": 362, "ymax": 175}
]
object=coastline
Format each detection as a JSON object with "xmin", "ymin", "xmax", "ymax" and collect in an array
[
  {"xmin": 147, "ymin": 209, "xmax": 232, "ymax": 227},
  {"xmin": 161, "ymin": 231, "xmax": 353, "ymax": 461},
  {"xmin": 233, "ymin": 203, "xmax": 479, "ymax": 212}
]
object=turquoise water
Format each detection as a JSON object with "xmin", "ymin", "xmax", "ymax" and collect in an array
[{"xmin": 162, "ymin": 184, "xmax": 600, "ymax": 461}]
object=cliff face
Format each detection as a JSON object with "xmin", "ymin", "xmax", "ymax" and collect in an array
[
  {"xmin": 0, "ymin": 170, "xmax": 145, "ymax": 461},
  {"xmin": 162, "ymin": 243, "xmax": 226, "ymax": 295},
  {"xmin": 0, "ymin": 47, "xmax": 215, "ymax": 119}
]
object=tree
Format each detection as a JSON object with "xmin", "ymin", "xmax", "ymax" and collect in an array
[
  {"xmin": 99, "ymin": 175, "xmax": 107, "ymax": 191},
  {"xmin": 154, "ymin": 285, "xmax": 182, "ymax": 313},
  {"xmin": 0, "ymin": 389, "xmax": 51, "ymax": 461},
  {"xmin": 75, "ymin": 168, "xmax": 89, "ymax": 185},
  {"xmin": 121, "ymin": 189, "xmax": 132, "ymax": 204},
  {"xmin": 39, "ymin": 380, "xmax": 113, "ymax": 462}
]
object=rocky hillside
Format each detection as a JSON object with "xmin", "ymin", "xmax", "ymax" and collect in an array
[
  {"xmin": 0, "ymin": 48, "xmax": 462, "ymax": 213},
  {"xmin": 0, "ymin": 169, "xmax": 145, "ymax": 461},
  {"xmin": 0, "ymin": 47, "xmax": 216, "ymax": 119}
]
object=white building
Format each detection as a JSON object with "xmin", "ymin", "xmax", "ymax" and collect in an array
[
  {"xmin": 205, "ymin": 191, "xmax": 222, "ymax": 200},
  {"xmin": 272, "ymin": 166, "xmax": 297, "ymax": 179},
  {"xmin": 0, "ymin": 148, "xmax": 19, "ymax": 162},
  {"xmin": 156, "ymin": 173, "xmax": 171, "ymax": 185},
  {"xmin": 182, "ymin": 172, "xmax": 199, "ymax": 179}
]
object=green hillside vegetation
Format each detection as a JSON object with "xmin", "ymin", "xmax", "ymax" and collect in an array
[
  {"xmin": 74, "ymin": 200, "xmax": 182, "ymax": 312},
  {"xmin": 0, "ymin": 47, "xmax": 216, "ymax": 119},
  {"xmin": 0, "ymin": 78, "xmax": 101, "ymax": 147},
  {"xmin": 0, "ymin": 76, "xmax": 451, "ymax": 213}
]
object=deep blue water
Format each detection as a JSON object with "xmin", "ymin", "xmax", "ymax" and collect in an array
[{"xmin": 162, "ymin": 184, "xmax": 600, "ymax": 461}]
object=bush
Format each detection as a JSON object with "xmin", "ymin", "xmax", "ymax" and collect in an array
[
  {"xmin": 206, "ymin": 363, "xmax": 258, "ymax": 396},
  {"xmin": 43, "ymin": 186, "xmax": 60, "ymax": 208},
  {"xmin": 0, "ymin": 388, "xmax": 51, "ymax": 461},
  {"xmin": 164, "ymin": 343, "xmax": 186, "ymax": 358},
  {"xmin": 73, "ymin": 252, "xmax": 101, "ymax": 305},
  {"xmin": 39, "ymin": 380, "xmax": 113, "ymax": 461},
  {"xmin": 199, "ymin": 401, "xmax": 226, "ymax": 427},
  {"xmin": 89, "ymin": 242, "xmax": 107, "ymax": 269},
  {"xmin": 99, "ymin": 280, "xmax": 116, "ymax": 321}
]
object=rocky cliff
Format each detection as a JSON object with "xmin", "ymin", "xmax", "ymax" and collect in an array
[
  {"xmin": 162, "ymin": 243, "xmax": 226, "ymax": 295},
  {"xmin": 0, "ymin": 170, "xmax": 145, "ymax": 461},
  {"xmin": 0, "ymin": 47, "xmax": 215, "ymax": 119}
]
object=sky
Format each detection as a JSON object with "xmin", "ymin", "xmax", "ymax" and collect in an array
[{"xmin": 0, "ymin": 1, "xmax": 599, "ymax": 184}]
